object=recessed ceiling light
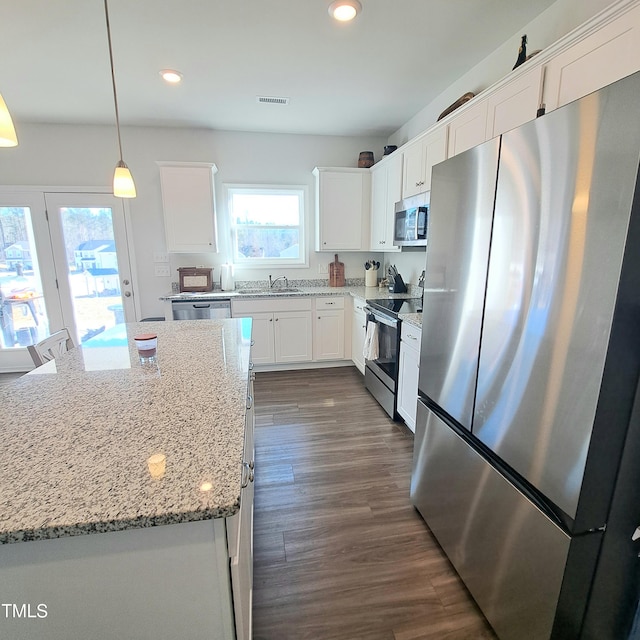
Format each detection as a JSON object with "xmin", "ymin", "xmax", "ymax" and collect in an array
[
  {"xmin": 328, "ymin": 0, "xmax": 362, "ymax": 21},
  {"xmin": 160, "ymin": 69, "xmax": 183, "ymax": 84}
]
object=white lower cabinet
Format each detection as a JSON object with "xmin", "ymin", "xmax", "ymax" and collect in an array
[
  {"xmin": 351, "ymin": 298, "xmax": 367, "ymax": 374},
  {"xmin": 313, "ymin": 297, "xmax": 345, "ymax": 360},
  {"xmin": 246, "ymin": 312, "xmax": 276, "ymax": 364},
  {"xmin": 275, "ymin": 311, "xmax": 313, "ymax": 363},
  {"xmin": 232, "ymin": 298, "xmax": 313, "ymax": 365},
  {"xmin": 397, "ymin": 322, "xmax": 422, "ymax": 432},
  {"xmin": 227, "ymin": 373, "xmax": 255, "ymax": 640}
]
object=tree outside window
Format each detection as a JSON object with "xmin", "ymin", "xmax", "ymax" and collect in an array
[{"xmin": 227, "ymin": 186, "xmax": 306, "ymax": 267}]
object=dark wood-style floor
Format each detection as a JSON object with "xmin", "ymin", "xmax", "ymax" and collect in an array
[{"xmin": 252, "ymin": 367, "xmax": 497, "ymax": 640}]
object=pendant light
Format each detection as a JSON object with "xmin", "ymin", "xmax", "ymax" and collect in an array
[
  {"xmin": 0, "ymin": 93, "xmax": 18, "ymax": 147},
  {"xmin": 104, "ymin": 0, "xmax": 136, "ymax": 198}
]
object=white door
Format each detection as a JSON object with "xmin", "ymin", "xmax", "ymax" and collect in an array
[
  {"xmin": 0, "ymin": 191, "xmax": 137, "ymax": 371},
  {"xmin": 44, "ymin": 193, "xmax": 136, "ymax": 345}
]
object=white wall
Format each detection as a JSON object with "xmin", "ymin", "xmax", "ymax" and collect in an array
[{"xmin": 0, "ymin": 124, "xmax": 385, "ymax": 318}]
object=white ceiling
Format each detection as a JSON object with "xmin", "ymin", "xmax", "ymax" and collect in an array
[{"xmin": 2, "ymin": 0, "xmax": 558, "ymax": 138}]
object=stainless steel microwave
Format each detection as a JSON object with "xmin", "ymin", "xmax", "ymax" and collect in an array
[{"xmin": 394, "ymin": 193, "xmax": 429, "ymax": 246}]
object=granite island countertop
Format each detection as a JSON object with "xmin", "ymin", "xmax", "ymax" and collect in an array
[{"xmin": 0, "ymin": 319, "xmax": 252, "ymax": 544}]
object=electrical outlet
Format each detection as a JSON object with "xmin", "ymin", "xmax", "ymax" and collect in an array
[
  {"xmin": 153, "ymin": 252, "xmax": 169, "ymax": 263},
  {"xmin": 154, "ymin": 264, "xmax": 171, "ymax": 277},
  {"xmin": 318, "ymin": 262, "xmax": 328, "ymax": 274}
]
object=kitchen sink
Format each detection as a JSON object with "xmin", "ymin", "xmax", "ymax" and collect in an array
[{"xmin": 237, "ymin": 288, "xmax": 300, "ymax": 295}]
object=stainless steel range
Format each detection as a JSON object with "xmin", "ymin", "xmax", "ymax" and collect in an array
[{"xmin": 363, "ymin": 297, "xmax": 422, "ymax": 419}]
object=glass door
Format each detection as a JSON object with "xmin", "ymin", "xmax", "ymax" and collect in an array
[
  {"xmin": 0, "ymin": 193, "xmax": 63, "ymax": 371},
  {"xmin": 0, "ymin": 191, "xmax": 136, "ymax": 371},
  {"xmin": 44, "ymin": 193, "xmax": 136, "ymax": 346}
]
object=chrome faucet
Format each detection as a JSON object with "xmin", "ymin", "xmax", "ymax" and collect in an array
[{"xmin": 268, "ymin": 275, "xmax": 288, "ymax": 289}]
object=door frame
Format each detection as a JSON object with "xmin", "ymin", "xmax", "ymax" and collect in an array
[{"xmin": 0, "ymin": 186, "xmax": 140, "ymax": 372}]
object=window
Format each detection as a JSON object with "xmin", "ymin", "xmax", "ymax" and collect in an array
[{"xmin": 227, "ymin": 185, "xmax": 306, "ymax": 266}]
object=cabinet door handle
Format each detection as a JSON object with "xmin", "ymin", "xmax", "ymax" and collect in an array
[{"xmin": 241, "ymin": 461, "xmax": 255, "ymax": 487}]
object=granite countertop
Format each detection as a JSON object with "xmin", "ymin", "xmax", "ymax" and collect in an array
[
  {"xmin": 0, "ymin": 319, "xmax": 251, "ymax": 545},
  {"xmin": 399, "ymin": 313, "xmax": 423, "ymax": 328},
  {"xmin": 162, "ymin": 284, "xmax": 419, "ymax": 302}
]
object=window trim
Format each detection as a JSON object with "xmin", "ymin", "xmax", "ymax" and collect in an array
[{"xmin": 225, "ymin": 183, "xmax": 308, "ymax": 268}]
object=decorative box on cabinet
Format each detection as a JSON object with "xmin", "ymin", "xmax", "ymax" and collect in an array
[
  {"xmin": 313, "ymin": 167, "xmax": 371, "ymax": 251},
  {"xmin": 370, "ymin": 153, "xmax": 402, "ymax": 252},
  {"xmin": 158, "ymin": 162, "xmax": 218, "ymax": 253},
  {"xmin": 402, "ymin": 128, "xmax": 448, "ymax": 198}
]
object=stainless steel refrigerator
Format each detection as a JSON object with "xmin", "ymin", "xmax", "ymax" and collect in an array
[{"xmin": 411, "ymin": 70, "xmax": 640, "ymax": 640}]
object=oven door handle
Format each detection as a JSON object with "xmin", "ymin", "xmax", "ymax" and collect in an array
[{"xmin": 364, "ymin": 306, "xmax": 398, "ymax": 328}]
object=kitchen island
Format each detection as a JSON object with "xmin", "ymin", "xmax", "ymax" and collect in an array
[{"xmin": 0, "ymin": 319, "xmax": 254, "ymax": 640}]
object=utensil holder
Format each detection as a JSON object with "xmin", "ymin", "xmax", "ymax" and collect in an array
[{"xmin": 365, "ymin": 269, "xmax": 377, "ymax": 287}]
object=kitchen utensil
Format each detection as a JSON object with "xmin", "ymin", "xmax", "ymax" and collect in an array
[
  {"xmin": 329, "ymin": 254, "xmax": 345, "ymax": 287},
  {"xmin": 365, "ymin": 265, "xmax": 377, "ymax": 287}
]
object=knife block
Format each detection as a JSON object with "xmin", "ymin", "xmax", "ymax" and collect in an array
[{"xmin": 388, "ymin": 274, "xmax": 407, "ymax": 293}]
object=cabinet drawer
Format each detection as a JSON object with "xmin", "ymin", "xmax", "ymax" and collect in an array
[
  {"xmin": 232, "ymin": 297, "xmax": 312, "ymax": 315},
  {"xmin": 401, "ymin": 323, "xmax": 422, "ymax": 349},
  {"xmin": 315, "ymin": 296, "xmax": 345, "ymax": 310}
]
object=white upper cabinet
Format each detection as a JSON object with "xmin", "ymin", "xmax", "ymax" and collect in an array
[
  {"xmin": 313, "ymin": 167, "xmax": 371, "ymax": 251},
  {"xmin": 447, "ymin": 98, "xmax": 488, "ymax": 158},
  {"xmin": 485, "ymin": 65, "xmax": 545, "ymax": 139},
  {"xmin": 370, "ymin": 152, "xmax": 403, "ymax": 252},
  {"xmin": 158, "ymin": 162, "xmax": 218, "ymax": 253},
  {"xmin": 402, "ymin": 127, "xmax": 448, "ymax": 198},
  {"xmin": 544, "ymin": 3, "xmax": 640, "ymax": 112}
]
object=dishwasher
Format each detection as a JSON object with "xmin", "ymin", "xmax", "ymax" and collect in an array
[{"xmin": 172, "ymin": 299, "xmax": 232, "ymax": 320}]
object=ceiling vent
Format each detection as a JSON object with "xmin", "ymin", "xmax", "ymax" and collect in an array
[{"xmin": 256, "ymin": 96, "xmax": 290, "ymax": 105}]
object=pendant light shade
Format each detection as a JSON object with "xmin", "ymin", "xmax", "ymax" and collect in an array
[
  {"xmin": 104, "ymin": 0, "xmax": 136, "ymax": 198},
  {"xmin": 0, "ymin": 93, "xmax": 18, "ymax": 147},
  {"xmin": 113, "ymin": 160, "xmax": 137, "ymax": 198}
]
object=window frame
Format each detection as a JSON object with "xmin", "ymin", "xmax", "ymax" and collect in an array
[{"xmin": 225, "ymin": 183, "xmax": 308, "ymax": 268}]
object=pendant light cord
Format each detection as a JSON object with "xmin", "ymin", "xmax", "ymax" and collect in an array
[{"xmin": 104, "ymin": 0, "xmax": 124, "ymax": 163}]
